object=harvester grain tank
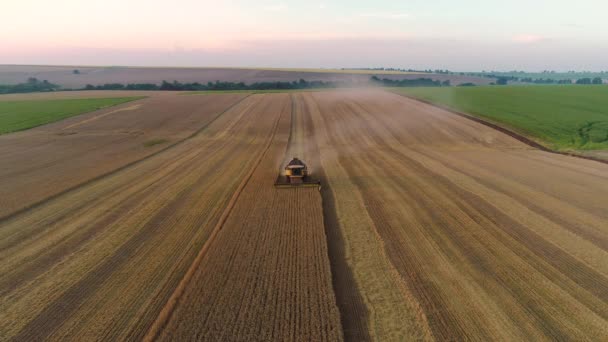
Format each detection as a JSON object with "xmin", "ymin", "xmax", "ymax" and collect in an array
[
  {"xmin": 274, "ymin": 157, "xmax": 321, "ymax": 188},
  {"xmin": 284, "ymin": 157, "xmax": 308, "ymax": 184}
]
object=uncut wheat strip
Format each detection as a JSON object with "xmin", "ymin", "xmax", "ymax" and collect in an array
[
  {"xmin": 242, "ymin": 194, "xmax": 284, "ymax": 340},
  {"xmin": 256, "ymin": 192, "xmax": 285, "ymax": 340}
]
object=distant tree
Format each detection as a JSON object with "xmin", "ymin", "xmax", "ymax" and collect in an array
[
  {"xmin": 125, "ymin": 83, "xmax": 159, "ymax": 90},
  {"xmin": 576, "ymin": 78, "xmax": 592, "ymax": 84},
  {"xmin": 496, "ymin": 77, "xmax": 509, "ymax": 85},
  {"xmin": 73, "ymin": 69, "xmax": 80, "ymax": 75},
  {"xmin": 458, "ymin": 83, "xmax": 476, "ymax": 87},
  {"xmin": 441, "ymin": 80, "xmax": 451, "ymax": 86},
  {"xmin": 160, "ymin": 80, "xmax": 176, "ymax": 90},
  {"xmin": 85, "ymin": 84, "xmax": 95, "ymax": 90},
  {"xmin": 592, "ymin": 77, "xmax": 603, "ymax": 84},
  {"xmin": 370, "ymin": 76, "xmax": 442, "ymax": 87},
  {"xmin": 0, "ymin": 78, "xmax": 59, "ymax": 94}
]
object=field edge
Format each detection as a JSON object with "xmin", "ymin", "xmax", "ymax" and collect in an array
[{"xmin": 390, "ymin": 90, "xmax": 608, "ymax": 165}]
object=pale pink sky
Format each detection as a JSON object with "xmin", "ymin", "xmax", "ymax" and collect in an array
[{"xmin": 2, "ymin": 0, "xmax": 607, "ymax": 70}]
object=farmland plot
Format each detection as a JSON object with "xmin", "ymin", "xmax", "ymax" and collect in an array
[
  {"xmin": 1, "ymin": 88, "xmax": 607, "ymax": 341},
  {"xmin": 156, "ymin": 94, "xmax": 342, "ymax": 341},
  {"xmin": 306, "ymin": 90, "xmax": 608, "ymax": 340},
  {"xmin": 0, "ymin": 92, "xmax": 246, "ymax": 218},
  {"xmin": 0, "ymin": 94, "xmax": 285, "ymax": 341}
]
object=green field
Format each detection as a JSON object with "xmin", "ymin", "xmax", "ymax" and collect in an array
[
  {"xmin": 0, "ymin": 97, "xmax": 142, "ymax": 134},
  {"xmin": 469, "ymin": 71, "xmax": 607, "ymax": 81},
  {"xmin": 393, "ymin": 85, "xmax": 608, "ymax": 151}
]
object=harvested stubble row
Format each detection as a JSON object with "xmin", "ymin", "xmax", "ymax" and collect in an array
[
  {"xmin": 0, "ymin": 94, "xmax": 286, "ymax": 341},
  {"xmin": 157, "ymin": 94, "xmax": 343, "ymax": 341},
  {"xmin": 305, "ymin": 89, "xmax": 608, "ymax": 341}
]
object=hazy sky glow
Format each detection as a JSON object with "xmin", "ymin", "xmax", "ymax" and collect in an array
[{"xmin": 2, "ymin": 0, "xmax": 607, "ymax": 70}]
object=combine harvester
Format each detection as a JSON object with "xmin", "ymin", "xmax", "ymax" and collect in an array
[{"xmin": 274, "ymin": 157, "xmax": 321, "ymax": 189}]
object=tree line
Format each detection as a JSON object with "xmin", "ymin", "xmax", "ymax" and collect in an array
[
  {"xmin": 0, "ymin": 78, "xmax": 60, "ymax": 94},
  {"xmin": 84, "ymin": 79, "xmax": 339, "ymax": 91},
  {"xmin": 370, "ymin": 76, "xmax": 451, "ymax": 87},
  {"xmin": 1, "ymin": 75, "xmax": 605, "ymax": 95}
]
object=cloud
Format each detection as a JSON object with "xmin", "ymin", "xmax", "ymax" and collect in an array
[
  {"xmin": 359, "ymin": 12, "xmax": 410, "ymax": 20},
  {"xmin": 512, "ymin": 34, "xmax": 548, "ymax": 43}
]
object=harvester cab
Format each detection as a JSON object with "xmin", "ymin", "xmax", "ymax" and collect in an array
[{"xmin": 274, "ymin": 157, "xmax": 321, "ymax": 189}]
